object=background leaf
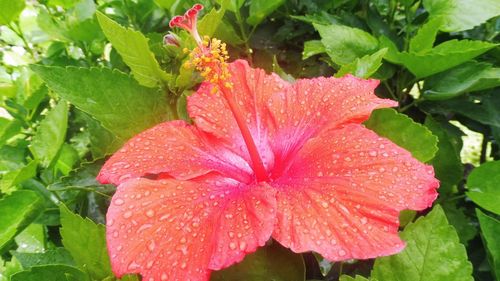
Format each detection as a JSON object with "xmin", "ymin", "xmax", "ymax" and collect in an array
[
  {"xmin": 0, "ymin": 0, "xmax": 25, "ymax": 25},
  {"xmin": 0, "ymin": 191, "xmax": 44, "ymax": 252},
  {"xmin": 466, "ymin": 161, "xmax": 500, "ymax": 214},
  {"xmin": 211, "ymin": 242, "xmax": 305, "ymax": 281},
  {"xmin": 29, "ymin": 101, "xmax": 69, "ymax": 167},
  {"xmin": 96, "ymin": 12, "xmax": 171, "ymax": 88},
  {"xmin": 364, "ymin": 108, "xmax": 438, "ymax": 162},
  {"xmin": 476, "ymin": 209, "xmax": 500, "ymax": 281},
  {"xmin": 31, "ymin": 66, "xmax": 171, "ymax": 141},
  {"xmin": 371, "ymin": 205, "xmax": 474, "ymax": 281},
  {"xmin": 59, "ymin": 204, "xmax": 112, "ymax": 280}
]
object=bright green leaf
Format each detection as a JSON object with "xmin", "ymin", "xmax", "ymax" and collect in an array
[
  {"xmin": 476, "ymin": 209, "xmax": 500, "ymax": 280},
  {"xmin": 0, "ymin": 118, "xmax": 22, "ymax": 147},
  {"xmin": 198, "ymin": 5, "xmax": 226, "ymax": 38},
  {"xmin": 14, "ymin": 224, "xmax": 45, "ymax": 253},
  {"xmin": 12, "ymin": 248, "xmax": 75, "ymax": 268},
  {"xmin": 0, "ymin": 190, "xmax": 44, "ymax": 252},
  {"xmin": 31, "ymin": 65, "xmax": 171, "ymax": 141},
  {"xmin": 302, "ymin": 40, "xmax": 326, "ymax": 60},
  {"xmin": 10, "ymin": 264, "xmax": 89, "ymax": 281},
  {"xmin": 423, "ymin": 61, "xmax": 500, "ymax": 100},
  {"xmin": 215, "ymin": 0, "xmax": 244, "ymax": 12},
  {"xmin": 211, "ymin": 242, "xmax": 305, "ymax": 281},
  {"xmin": 466, "ymin": 161, "xmax": 500, "ymax": 214},
  {"xmin": 372, "ymin": 205, "xmax": 474, "ymax": 281},
  {"xmin": 398, "ymin": 40, "xmax": 497, "ymax": 78},
  {"xmin": 314, "ymin": 23, "xmax": 379, "ymax": 66},
  {"xmin": 153, "ymin": 0, "xmax": 176, "ymax": 9},
  {"xmin": 0, "ymin": 257, "xmax": 23, "ymax": 281},
  {"xmin": 96, "ymin": 12, "xmax": 171, "ymax": 88},
  {"xmin": 335, "ymin": 48, "xmax": 387, "ymax": 78},
  {"xmin": 409, "ymin": 18, "xmax": 442, "ymax": 53},
  {"xmin": 0, "ymin": 160, "xmax": 37, "ymax": 194},
  {"xmin": 423, "ymin": 0, "xmax": 500, "ymax": 32},
  {"xmin": 247, "ymin": 0, "xmax": 285, "ymax": 26},
  {"xmin": 59, "ymin": 204, "xmax": 112, "ymax": 280},
  {"xmin": 0, "ymin": 0, "xmax": 25, "ymax": 25},
  {"xmin": 364, "ymin": 108, "xmax": 438, "ymax": 162},
  {"xmin": 29, "ymin": 101, "xmax": 68, "ymax": 167}
]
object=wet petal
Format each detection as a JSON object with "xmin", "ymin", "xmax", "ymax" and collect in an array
[
  {"xmin": 98, "ymin": 120, "xmax": 254, "ymax": 186},
  {"xmin": 188, "ymin": 60, "xmax": 396, "ymax": 178},
  {"xmin": 187, "ymin": 60, "xmax": 287, "ymax": 172},
  {"xmin": 106, "ymin": 177, "xmax": 276, "ymax": 281},
  {"xmin": 272, "ymin": 124, "xmax": 439, "ymax": 261}
]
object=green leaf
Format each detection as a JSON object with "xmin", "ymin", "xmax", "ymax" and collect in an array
[
  {"xmin": 0, "ymin": 160, "xmax": 38, "ymax": 194},
  {"xmin": 313, "ymin": 23, "xmax": 379, "ymax": 65},
  {"xmin": 364, "ymin": 108, "xmax": 438, "ymax": 162},
  {"xmin": 59, "ymin": 204, "xmax": 112, "ymax": 280},
  {"xmin": 10, "ymin": 264, "xmax": 89, "ymax": 281},
  {"xmin": 211, "ymin": 242, "xmax": 305, "ymax": 281},
  {"xmin": 397, "ymin": 40, "xmax": 497, "ymax": 78},
  {"xmin": 423, "ymin": 0, "xmax": 500, "ymax": 32},
  {"xmin": 302, "ymin": 40, "xmax": 326, "ymax": 60},
  {"xmin": 96, "ymin": 12, "xmax": 171, "ymax": 88},
  {"xmin": 29, "ymin": 101, "xmax": 69, "ymax": 167},
  {"xmin": 0, "ymin": 0, "xmax": 25, "ymax": 25},
  {"xmin": 0, "ymin": 118, "xmax": 22, "ymax": 147},
  {"xmin": 466, "ymin": 161, "xmax": 500, "ymax": 215},
  {"xmin": 247, "ymin": 0, "xmax": 285, "ymax": 26},
  {"xmin": 424, "ymin": 117, "xmax": 463, "ymax": 193},
  {"xmin": 335, "ymin": 48, "xmax": 387, "ymax": 78},
  {"xmin": 198, "ymin": 5, "xmax": 226, "ymax": 38},
  {"xmin": 371, "ymin": 205, "xmax": 474, "ymax": 281},
  {"xmin": 48, "ymin": 161, "xmax": 109, "ymax": 191},
  {"xmin": 12, "ymin": 248, "xmax": 75, "ymax": 268},
  {"xmin": 0, "ymin": 191, "xmax": 44, "ymax": 252},
  {"xmin": 441, "ymin": 202, "xmax": 477, "ymax": 245},
  {"xmin": 14, "ymin": 224, "xmax": 45, "ymax": 253},
  {"xmin": 409, "ymin": 18, "xmax": 442, "ymax": 53},
  {"xmin": 340, "ymin": 275, "xmax": 374, "ymax": 281},
  {"xmin": 0, "ymin": 257, "xmax": 23, "ymax": 281},
  {"xmin": 476, "ymin": 209, "xmax": 500, "ymax": 280},
  {"xmin": 215, "ymin": 0, "xmax": 244, "ymax": 12},
  {"xmin": 423, "ymin": 61, "xmax": 500, "ymax": 100},
  {"xmin": 31, "ymin": 65, "xmax": 171, "ymax": 141}
]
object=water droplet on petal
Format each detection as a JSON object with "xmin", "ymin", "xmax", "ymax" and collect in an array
[{"xmin": 123, "ymin": 211, "xmax": 132, "ymax": 219}]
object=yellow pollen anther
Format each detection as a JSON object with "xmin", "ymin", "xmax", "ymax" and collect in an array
[{"xmin": 186, "ymin": 37, "xmax": 233, "ymax": 93}]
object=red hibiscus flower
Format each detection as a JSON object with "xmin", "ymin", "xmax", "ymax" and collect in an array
[{"xmin": 98, "ymin": 4, "xmax": 439, "ymax": 281}]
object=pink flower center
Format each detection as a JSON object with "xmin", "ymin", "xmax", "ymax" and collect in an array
[{"xmin": 169, "ymin": 4, "xmax": 269, "ymax": 182}]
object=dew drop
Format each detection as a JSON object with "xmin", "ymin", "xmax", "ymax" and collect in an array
[
  {"xmin": 338, "ymin": 249, "xmax": 346, "ymax": 256},
  {"xmin": 146, "ymin": 209, "xmax": 155, "ymax": 218},
  {"xmin": 114, "ymin": 198, "xmax": 124, "ymax": 206},
  {"xmin": 123, "ymin": 211, "xmax": 132, "ymax": 219},
  {"xmin": 229, "ymin": 242, "xmax": 237, "ymax": 250}
]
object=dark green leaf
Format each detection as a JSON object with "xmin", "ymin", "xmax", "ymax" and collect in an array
[
  {"xmin": 48, "ymin": 161, "xmax": 109, "ymax": 191},
  {"xmin": 423, "ymin": 61, "xmax": 500, "ymax": 100},
  {"xmin": 364, "ymin": 108, "xmax": 438, "ymax": 162},
  {"xmin": 10, "ymin": 264, "xmax": 89, "ymax": 281},
  {"xmin": 29, "ymin": 101, "xmax": 69, "ymax": 167},
  {"xmin": 96, "ymin": 12, "xmax": 171, "ymax": 88},
  {"xmin": 0, "ymin": 0, "xmax": 25, "ymax": 25},
  {"xmin": 442, "ymin": 202, "xmax": 477, "ymax": 245},
  {"xmin": 371, "ymin": 205, "xmax": 474, "ymax": 281},
  {"xmin": 335, "ymin": 48, "xmax": 387, "ymax": 78},
  {"xmin": 423, "ymin": 0, "xmax": 500, "ymax": 32},
  {"xmin": 424, "ymin": 117, "xmax": 463, "ymax": 193},
  {"xmin": 211, "ymin": 242, "xmax": 305, "ymax": 281},
  {"xmin": 466, "ymin": 161, "xmax": 500, "ymax": 214},
  {"xmin": 340, "ymin": 275, "xmax": 374, "ymax": 281},
  {"xmin": 247, "ymin": 0, "xmax": 285, "ymax": 26},
  {"xmin": 0, "ymin": 191, "xmax": 44, "ymax": 252},
  {"xmin": 31, "ymin": 65, "xmax": 172, "ymax": 141},
  {"xmin": 313, "ymin": 23, "xmax": 379, "ymax": 65},
  {"xmin": 476, "ymin": 209, "xmax": 500, "ymax": 280},
  {"xmin": 59, "ymin": 204, "xmax": 112, "ymax": 280}
]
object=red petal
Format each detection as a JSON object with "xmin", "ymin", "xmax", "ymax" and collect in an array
[
  {"xmin": 272, "ymin": 124, "xmax": 439, "ymax": 261},
  {"xmin": 106, "ymin": 177, "xmax": 276, "ymax": 281},
  {"xmin": 187, "ymin": 61, "xmax": 396, "ymax": 178},
  {"xmin": 98, "ymin": 120, "xmax": 254, "ymax": 186}
]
